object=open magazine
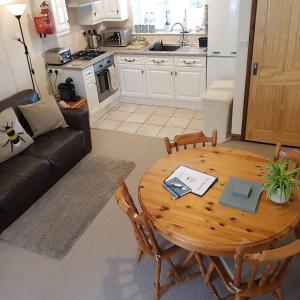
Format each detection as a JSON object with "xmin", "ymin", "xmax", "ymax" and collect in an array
[{"xmin": 164, "ymin": 165, "xmax": 218, "ymax": 197}]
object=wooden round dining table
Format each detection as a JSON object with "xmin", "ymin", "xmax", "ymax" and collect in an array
[{"xmin": 138, "ymin": 147, "xmax": 300, "ymax": 256}]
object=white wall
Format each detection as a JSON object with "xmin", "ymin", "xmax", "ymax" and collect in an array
[
  {"xmin": 232, "ymin": 0, "xmax": 252, "ymax": 135},
  {"xmin": 0, "ymin": 3, "xmax": 49, "ymax": 99},
  {"xmin": 0, "ymin": 2, "xmax": 86, "ymax": 101}
]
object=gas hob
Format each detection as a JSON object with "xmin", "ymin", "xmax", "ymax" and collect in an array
[{"xmin": 71, "ymin": 50, "xmax": 107, "ymax": 61}]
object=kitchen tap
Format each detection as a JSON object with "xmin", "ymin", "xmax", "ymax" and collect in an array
[{"xmin": 170, "ymin": 22, "xmax": 186, "ymax": 46}]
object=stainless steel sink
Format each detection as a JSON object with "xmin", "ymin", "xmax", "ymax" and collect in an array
[{"xmin": 146, "ymin": 42, "xmax": 181, "ymax": 52}]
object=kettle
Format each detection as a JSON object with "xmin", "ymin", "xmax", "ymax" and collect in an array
[{"xmin": 90, "ymin": 29, "xmax": 102, "ymax": 49}]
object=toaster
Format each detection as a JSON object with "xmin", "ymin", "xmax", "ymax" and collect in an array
[
  {"xmin": 103, "ymin": 28, "xmax": 132, "ymax": 47},
  {"xmin": 45, "ymin": 47, "xmax": 72, "ymax": 65}
]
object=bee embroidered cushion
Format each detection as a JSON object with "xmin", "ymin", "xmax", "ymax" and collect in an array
[
  {"xmin": 18, "ymin": 95, "xmax": 67, "ymax": 138},
  {"xmin": 0, "ymin": 107, "xmax": 34, "ymax": 163}
]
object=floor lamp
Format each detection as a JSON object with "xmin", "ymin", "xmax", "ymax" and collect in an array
[{"xmin": 5, "ymin": 4, "xmax": 36, "ymax": 91}]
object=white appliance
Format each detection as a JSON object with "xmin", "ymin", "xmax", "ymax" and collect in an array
[{"xmin": 207, "ymin": 0, "xmax": 240, "ymax": 86}]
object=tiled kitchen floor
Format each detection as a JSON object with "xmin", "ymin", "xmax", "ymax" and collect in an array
[{"xmin": 91, "ymin": 103, "xmax": 204, "ymax": 138}]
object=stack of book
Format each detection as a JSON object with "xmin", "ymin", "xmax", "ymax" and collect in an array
[{"xmin": 163, "ymin": 165, "xmax": 218, "ymax": 199}]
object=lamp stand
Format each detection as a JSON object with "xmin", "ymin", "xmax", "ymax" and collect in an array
[{"xmin": 16, "ymin": 15, "xmax": 35, "ymax": 91}]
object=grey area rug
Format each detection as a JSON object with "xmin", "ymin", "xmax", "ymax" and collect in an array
[{"xmin": 0, "ymin": 156, "xmax": 135, "ymax": 260}]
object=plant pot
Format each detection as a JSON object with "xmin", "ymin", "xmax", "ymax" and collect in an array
[{"xmin": 269, "ymin": 188, "xmax": 290, "ymax": 204}]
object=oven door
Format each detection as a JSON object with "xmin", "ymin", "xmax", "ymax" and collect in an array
[{"xmin": 95, "ymin": 66, "xmax": 117, "ymax": 103}]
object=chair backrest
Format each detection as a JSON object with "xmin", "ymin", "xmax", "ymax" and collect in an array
[
  {"xmin": 164, "ymin": 130, "xmax": 217, "ymax": 154},
  {"xmin": 233, "ymin": 238, "xmax": 300, "ymax": 291},
  {"xmin": 114, "ymin": 176, "xmax": 161, "ymax": 258},
  {"xmin": 273, "ymin": 142, "xmax": 300, "ymax": 169}
]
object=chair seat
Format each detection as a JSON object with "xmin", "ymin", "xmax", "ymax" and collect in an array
[{"xmin": 220, "ymin": 231, "xmax": 296, "ymax": 282}]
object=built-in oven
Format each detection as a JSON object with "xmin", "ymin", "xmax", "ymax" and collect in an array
[{"xmin": 93, "ymin": 55, "xmax": 117, "ymax": 103}]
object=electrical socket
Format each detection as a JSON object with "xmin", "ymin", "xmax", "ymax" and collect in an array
[{"xmin": 47, "ymin": 68, "xmax": 63, "ymax": 74}]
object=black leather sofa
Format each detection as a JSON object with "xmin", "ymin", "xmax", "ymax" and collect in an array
[{"xmin": 0, "ymin": 90, "xmax": 92, "ymax": 232}]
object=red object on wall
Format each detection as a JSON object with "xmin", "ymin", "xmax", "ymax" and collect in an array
[{"xmin": 33, "ymin": 1, "xmax": 55, "ymax": 37}]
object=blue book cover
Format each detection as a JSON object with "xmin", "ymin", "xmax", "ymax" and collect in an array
[
  {"xmin": 165, "ymin": 177, "xmax": 192, "ymax": 197},
  {"xmin": 220, "ymin": 177, "xmax": 263, "ymax": 213}
]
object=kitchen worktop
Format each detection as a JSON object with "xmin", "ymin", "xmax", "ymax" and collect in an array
[
  {"xmin": 99, "ymin": 44, "xmax": 207, "ymax": 57},
  {"xmin": 60, "ymin": 44, "xmax": 207, "ymax": 71}
]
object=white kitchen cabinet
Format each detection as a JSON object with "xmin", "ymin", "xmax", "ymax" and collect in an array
[
  {"xmin": 84, "ymin": 76, "xmax": 99, "ymax": 115},
  {"xmin": 104, "ymin": 0, "xmax": 128, "ymax": 20},
  {"xmin": 118, "ymin": 65, "xmax": 146, "ymax": 97},
  {"xmin": 50, "ymin": 0, "xmax": 70, "ymax": 36},
  {"xmin": 145, "ymin": 65, "xmax": 174, "ymax": 100},
  {"xmin": 76, "ymin": 0, "xmax": 105, "ymax": 25},
  {"xmin": 174, "ymin": 67, "xmax": 206, "ymax": 101},
  {"xmin": 208, "ymin": 0, "xmax": 239, "ymax": 56}
]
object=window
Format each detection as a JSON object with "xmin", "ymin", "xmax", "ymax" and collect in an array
[{"xmin": 132, "ymin": 0, "xmax": 206, "ymax": 32}]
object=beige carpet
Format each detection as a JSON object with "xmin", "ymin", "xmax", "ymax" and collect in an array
[
  {"xmin": 0, "ymin": 129, "xmax": 298, "ymax": 300},
  {"xmin": 0, "ymin": 156, "xmax": 135, "ymax": 260}
]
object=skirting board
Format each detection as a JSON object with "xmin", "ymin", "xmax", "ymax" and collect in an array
[
  {"xmin": 119, "ymin": 96, "xmax": 203, "ymax": 110},
  {"xmin": 231, "ymin": 134, "xmax": 242, "ymax": 141}
]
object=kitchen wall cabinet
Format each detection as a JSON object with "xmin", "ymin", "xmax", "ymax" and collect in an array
[
  {"xmin": 104, "ymin": 0, "xmax": 128, "ymax": 20},
  {"xmin": 76, "ymin": 0, "xmax": 128, "ymax": 25},
  {"xmin": 50, "ymin": 0, "xmax": 70, "ymax": 36},
  {"xmin": 118, "ymin": 65, "xmax": 146, "ymax": 97},
  {"xmin": 145, "ymin": 65, "xmax": 174, "ymax": 99},
  {"xmin": 174, "ymin": 67, "xmax": 206, "ymax": 102},
  {"xmin": 75, "ymin": 0, "xmax": 105, "ymax": 25}
]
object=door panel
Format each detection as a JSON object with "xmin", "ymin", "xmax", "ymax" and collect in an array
[
  {"xmin": 246, "ymin": 0, "xmax": 300, "ymax": 146},
  {"xmin": 145, "ymin": 66, "xmax": 174, "ymax": 99},
  {"xmin": 175, "ymin": 67, "xmax": 206, "ymax": 101},
  {"xmin": 118, "ymin": 65, "xmax": 146, "ymax": 97}
]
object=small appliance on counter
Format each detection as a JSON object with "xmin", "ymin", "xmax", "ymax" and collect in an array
[
  {"xmin": 83, "ymin": 29, "xmax": 102, "ymax": 49},
  {"xmin": 45, "ymin": 47, "xmax": 71, "ymax": 65},
  {"xmin": 57, "ymin": 77, "xmax": 80, "ymax": 102},
  {"xmin": 199, "ymin": 37, "xmax": 208, "ymax": 48},
  {"xmin": 103, "ymin": 28, "xmax": 132, "ymax": 47}
]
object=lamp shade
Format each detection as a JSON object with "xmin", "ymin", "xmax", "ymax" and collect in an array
[{"xmin": 5, "ymin": 4, "xmax": 26, "ymax": 16}]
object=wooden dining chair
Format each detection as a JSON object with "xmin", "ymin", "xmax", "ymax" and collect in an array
[
  {"xmin": 273, "ymin": 142, "xmax": 300, "ymax": 238},
  {"xmin": 164, "ymin": 130, "xmax": 217, "ymax": 154},
  {"xmin": 114, "ymin": 176, "xmax": 201, "ymax": 300},
  {"xmin": 203, "ymin": 236, "xmax": 300, "ymax": 300}
]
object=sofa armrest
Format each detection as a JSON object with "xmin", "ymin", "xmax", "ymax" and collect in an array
[{"xmin": 60, "ymin": 108, "xmax": 92, "ymax": 153}]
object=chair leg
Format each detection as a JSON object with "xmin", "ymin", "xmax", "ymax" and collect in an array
[
  {"xmin": 166, "ymin": 257, "xmax": 181, "ymax": 282},
  {"xmin": 273, "ymin": 287, "xmax": 284, "ymax": 300},
  {"xmin": 136, "ymin": 248, "xmax": 144, "ymax": 262},
  {"xmin": 154, "ymin": 259, "xmax": 161, "ymax": 300},
  {"xmin": 194, "ymin": 254, "xmax": 221, "ymax": 300}
]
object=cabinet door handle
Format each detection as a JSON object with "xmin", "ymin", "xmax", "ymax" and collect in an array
[
  {"xmin": 117, "ymin": 9, "xmax": 119, "ymax": 14},
  {"xmin": 124, "ymin": 58, "xmax": 136, "ymax": 62},
  {"xmin": 212, "ymin": 51, "xmax": 220, "ymax": 54},
  {"xmin": 171, "ymin": 71, "xmax": 173, "ymax": 76},
  {"xmin": 141, "ymin": 69, "xmax": 144, "ymax": 74},
  {"xmin": 231, "ymin": 51, "xmax": 237, "ymax": 54},
  {"xmin": 175, "ymin": 71, "xmax": 177, "ymax": 76},
  {"xmin": 94, "ymin": 12, "xmax": 96, "ymax": 16},
  {"xmin": 153, "ymin": 59, "xmax": 165, "ymax": 64},
  {"xmin": 183, "ymin": 60, "xmax": 196, "ymax": 65}
]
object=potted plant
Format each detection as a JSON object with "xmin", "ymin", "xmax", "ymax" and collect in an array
[{"xmin": 263, "ymin": 160, "xmax": 300, "ymax": 204}]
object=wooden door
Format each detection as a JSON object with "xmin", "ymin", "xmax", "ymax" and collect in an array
[
  {"xmin": 174, "ymin": 67, "xmax": 206, "ymax": 102},
  {"xmin": 145, "ymin": 65, "xmax": 174, "ymax": 100},
  {"xmin": 246, "ymin": 0, "xmax": 300, "ymax": 146},
  {"xmin": 118, "ymin": 65, "xmax": 146, "ymax": 97}
]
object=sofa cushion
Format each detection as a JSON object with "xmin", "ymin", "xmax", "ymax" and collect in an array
[
  {"xmin": 22, "ymin": 127, "xmax": 85, "ymax": 172},
  {"xmin": 0, "ymin": 155, "xmax": 50, "ymax": 214},
  {"xmin": 0, "ymin": 90, "xmax": 40, "ymax": 136},
  {"xmin": 0, "ymin": 107, "xmax": 34, "ymax": 163},
  {"xmin": 18, "ymin": 96, "xmax": 68, "ymax": 137}
]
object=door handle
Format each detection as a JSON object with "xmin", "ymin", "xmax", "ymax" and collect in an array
[{"xmin": 252, "ymin": 63, "xmax": 258, "ymax": 75}]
